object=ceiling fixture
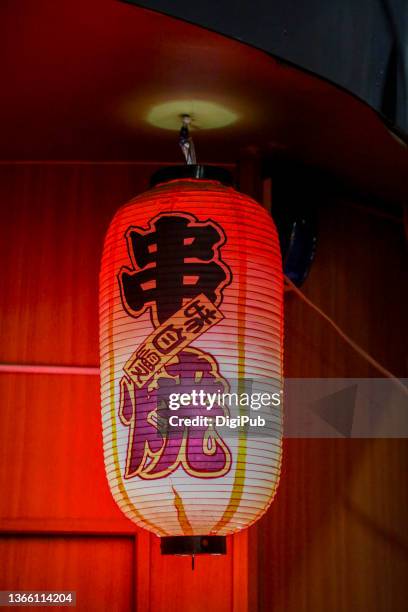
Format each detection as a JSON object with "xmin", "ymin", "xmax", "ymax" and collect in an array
[{"xmin": 144, "ymin": 99, "xmax": 239, "ymax": 130}]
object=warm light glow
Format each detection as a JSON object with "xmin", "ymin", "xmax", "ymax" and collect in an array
[
  {"xmin": 99, "ymin": 177, "xmax": 283, "ymax": 537},
  {"xmin": 145, "ymin": 99, "xmax": 239, "ymax": 130}
]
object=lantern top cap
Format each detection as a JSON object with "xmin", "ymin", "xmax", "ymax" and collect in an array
[{"xmin": 150, "ymin": 165, "xmax": 233, "ymax": 188}]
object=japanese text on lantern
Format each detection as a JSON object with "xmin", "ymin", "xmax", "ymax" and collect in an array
[{"xmin": 117, "ymin": 213, "xmax": 232, "ymax": 480}]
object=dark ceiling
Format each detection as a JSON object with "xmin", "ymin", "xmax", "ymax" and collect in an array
[
  {"xmin": 1, "ymin": 0, "xmax": 407, "ymax": 204},
  {"xmin": 128, "ymin": 0, "xmax": 408, "ymax": 137}
]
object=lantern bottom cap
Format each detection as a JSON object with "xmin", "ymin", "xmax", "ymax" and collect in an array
[{"xmin": 160, "ymin": 535, "xmax": 227, "ymax": 556}]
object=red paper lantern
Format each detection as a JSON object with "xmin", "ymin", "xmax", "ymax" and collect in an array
[{"xmin": 99, "ymin": 166, "xmax": 283, "ymax": 554}]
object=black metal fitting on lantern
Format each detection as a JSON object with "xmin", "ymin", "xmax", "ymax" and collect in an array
[{"xmin": 161, "ymin": 535, "xmax": 227, "ymax": 556}]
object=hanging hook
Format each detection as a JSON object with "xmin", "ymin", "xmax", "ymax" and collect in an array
[{"xmin": 179, "ymin": 114, "xmax": 196, "ymax": 165}]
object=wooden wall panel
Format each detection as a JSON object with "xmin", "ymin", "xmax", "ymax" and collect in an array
[
  {"xmin": 256, "ymin": 187, "xmax": 408, "ymax": 611},
  {"xmin": 0, "ymin": 163, "xmax": 165, "ymax": 366},
  {"xmin": 284, "ymin": 197, "xmax": 407, "ymax": 378},
  {"xmin": 0, "ymin": 373, "xmax": 124, "ymax": 526},
  {"xmin": 0, "ymin": 536, "xmax": 134, "ymax": 611}
]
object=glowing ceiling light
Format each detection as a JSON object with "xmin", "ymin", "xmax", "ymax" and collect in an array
[{"xmin": 145, "ymin": 99, "xmax": 239, "ymax": 130}]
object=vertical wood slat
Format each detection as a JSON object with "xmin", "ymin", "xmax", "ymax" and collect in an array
[{"xmin": 136, "ymin": 530, "xmax": 151, "ymax": 612}]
